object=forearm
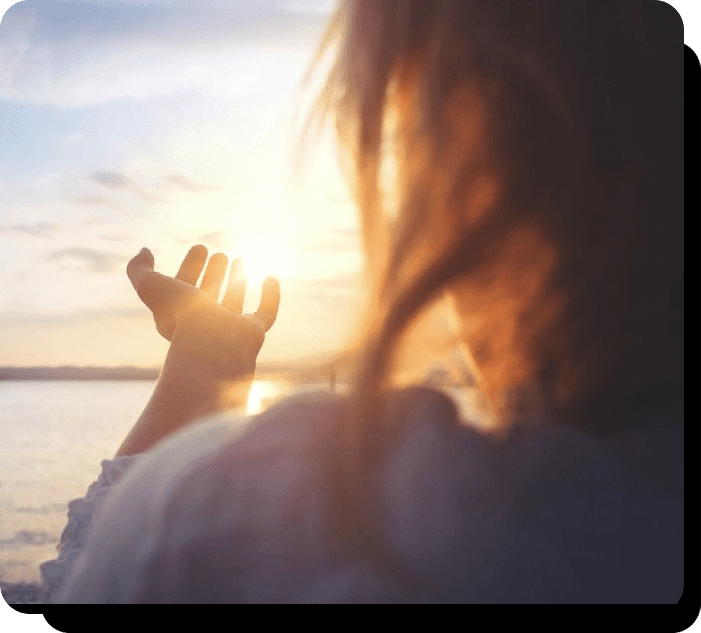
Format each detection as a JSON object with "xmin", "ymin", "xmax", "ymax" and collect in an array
[
  {"xmin": 115, "ymin": 371, "xmax": 251, "ymax": 458},
  {"xmin": 115, "ymin": 245, "xmax": 274, "ymax": 458}
]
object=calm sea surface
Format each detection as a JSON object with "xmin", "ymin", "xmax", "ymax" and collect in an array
[{"xmin": 0, "ymin": 378, "xmax": 309, "ymax": 583}]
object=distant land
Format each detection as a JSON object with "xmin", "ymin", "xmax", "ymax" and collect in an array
[
  {"xmin": 0, "ymin": 366, "xmax": 160, "ymax": 381},
  {"xmin": 0, "ymin": 355, "xmax": 355, "ymax": 383}
]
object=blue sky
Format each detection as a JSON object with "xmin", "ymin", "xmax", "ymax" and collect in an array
[{"xmin": 0, "ymin": 0, "xmax": 369, "ymax": 367}]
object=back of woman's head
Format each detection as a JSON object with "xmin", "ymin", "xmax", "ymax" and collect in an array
[
  {"xmin": 299, "ymin": 1, "xmax": 684, "ymax": 587},
  {"xmin": 307, "ymin": 0, "xmax": 683, "ymax": 441}
]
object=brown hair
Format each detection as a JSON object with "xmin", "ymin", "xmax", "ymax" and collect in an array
[{"xmin": 301, "ymin": 0, "xmax": 683, "ymax": 580}]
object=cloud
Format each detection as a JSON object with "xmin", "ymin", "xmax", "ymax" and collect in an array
[
  {"xmin": 279, "ymin": 0, "xmax": 336, "ymax": 15},
  {"xmin": 90, "ymin": 170, "xmax": 130, "ymax": 189},
  {"xmin": 0, "ymin": 305, "xmax": 148, "ymax": 326},
  {"xmin": 70, "ymin": 196, "xmax": 118, "ymax": 206},
  {"xmin": 89, "ymin": 170, "xmax": 164, "ymax": 202},
  {"xmin": 172, "ymin": 232, "xmax": 232, "ymax": 250},
  {"xmin": 0, "ymin": 530, "xmax": 56, "ymax": 550},
  {"xmin": 195, "ymin": 231, "xmax": 229, "ymax": 249},
  {"xmin": 166, "ymin": 173, "xmax": 224, "ymax": 192},
  {"xmin": 30, "ymin": 0, "xmax": 88, "ymax": 25},
  {"xmin": 97, "ymin": 232, "xmax": 134, "ymax": 242},
  {"xmin": 0, "ymin": 0, "xmax": 328, "ymax": 108},
  {"xmin": 44, "ymin": 247, "xmax": 127, "ymax": 273},
  {"xmin": 0, "ymin": 222, "xmax": 60, "ymax": 239},
  {"xmin": 287, "ymin": 272, "xmax": 361, "ymax": 299}
]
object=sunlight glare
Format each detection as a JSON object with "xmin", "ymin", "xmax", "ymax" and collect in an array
[
  {"xmin": 228, "ymin": 237, "xmax": 294, "ymax": 286},
  {"xmin": 246, "ymin": 379, "xmax": 290, "ymax": 416}
]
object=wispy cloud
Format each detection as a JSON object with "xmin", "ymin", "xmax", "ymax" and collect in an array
[
  {"xmin": 166, "ymin": 173, "xmax": 224, "ymax": 192},
  {"xmin": 195, "ymin": 231, "xmax": 230, "ymax": 249},
  {"xmin": 0, "ymin": 305, "xmax": 148, "ymax": 326},
  {"xmin": 90, "ymin": 171, "xmax": 130, "ymax": 190},
  {"xmin": 44, "ymin": 247, "xmax": 127, "ymax": 273},
  {"xmin": 288, "ymin": 272, "xmax": 362, "ymax": 299},
  {"xmin": 70, "ymin": 196, "xmax": 118, "ymax": 207},
  {"xmin": 279, "ymin": 0, "xmax": 337, "ymax": 15},
  {"xmin": 0, "ymin": 0, "xmax": 328, "ymax": 108},
  {"xmin": 0, "ymin": 222, "xmax": 60, "ymax": 239},
  {"xmin": 172, "ymin": 232, "xmax": 231, "ymax": 250},
  {"xmin": 97, "ymin": 232, "xmax": 134, "ymax": 242},
  {"xmin": 89, "ymin": 170, "xmax": 164, "ymax": 203}
]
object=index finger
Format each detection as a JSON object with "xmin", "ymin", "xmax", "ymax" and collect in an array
[
  {"xmin": 254, "ymin": 276, "xmax": 280, "ymax": 332},
  {"xmin": 175, "ymin": 245, "xmax": 208, "ymax": 285},
  {"xmin": 135, "ymin": 271, "xmax": 196, "ymax": 319}
]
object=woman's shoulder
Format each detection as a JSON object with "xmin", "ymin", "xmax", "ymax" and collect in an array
[
  {"xmin": 105, "ymin": 389, "xmax": 349, "ymax": 496},
  {"xmin": 151, "ymin": 385, "xmax": 467, "ymax": 511},
  {"xmin": 162, "ymin": 385, "xmax": 684, "ymax": 514},
  {"xmin": 130, "ymin": 386, "xmax": 486, "ymax": 602},
  {"xmin": 170, "ymin": 385, "xmax": 471, "ymax": 482},
  {"xmin": 57, "ymin": 386, "xmax": 682, "ymax": 602}
]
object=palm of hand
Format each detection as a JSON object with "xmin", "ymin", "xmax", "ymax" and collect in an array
[{"xmin": 127, "ymin": 245, "xmax": 280, "ymax": 383}]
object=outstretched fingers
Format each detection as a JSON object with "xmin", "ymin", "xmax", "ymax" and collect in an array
[
  {"xmin": 222, "ymin": 258, "xmax": 246, "ymax": 314},
  {"xmin": 175, "ymin": 245, "xmax": 208, "ymax": 285},
  {"xmin": 254, "ymin": 275, "xmax": 280, "ymax": 332},
  {"xmin": 199, "ymin": 252, "xmax": 229, "ymax": 301}
]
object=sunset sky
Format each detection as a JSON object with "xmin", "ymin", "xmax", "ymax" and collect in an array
[{"xmin": 0, "ymin": 0, "xmax": 367, "ymax": 367}]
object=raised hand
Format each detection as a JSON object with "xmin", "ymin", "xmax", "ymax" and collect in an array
[{"xmin": 127, "ymin": 245, "xmax": 280, "ymax": 385}]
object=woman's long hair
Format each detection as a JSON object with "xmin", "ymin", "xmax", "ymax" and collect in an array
[{"xmin": 301, "ymin": 0, "xmax": 683, "ymax": 585}]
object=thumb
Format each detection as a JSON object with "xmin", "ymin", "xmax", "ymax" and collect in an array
[
  {"xmin": 127, "ymin": 248, "xmax": 155, "ymax": 292},
  {"xmin": 127, "ymin": 248, "xmax": 200, "ymax": 320}
]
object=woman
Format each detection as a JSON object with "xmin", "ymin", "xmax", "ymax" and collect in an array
[{"xmin": 40, "ymin": 0, "xmax": 683, "ymax": 603}]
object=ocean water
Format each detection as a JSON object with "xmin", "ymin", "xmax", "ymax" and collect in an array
[{"xmin": 0, "ymin": 379, "xmax": 300, "ymax": 584}]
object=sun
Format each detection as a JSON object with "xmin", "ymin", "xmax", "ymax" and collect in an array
[{"xmin": 228, "ymin": 237, "xmax": 294, "ymax": 286}]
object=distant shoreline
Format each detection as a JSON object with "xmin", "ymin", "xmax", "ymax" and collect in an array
[
  {"xmin": 0, "ymin": 360, "xmax": 352, "ymax": 383},
  {"xmin": 0, "ymin": 367, "xmax": 160, "ymax": 381}
]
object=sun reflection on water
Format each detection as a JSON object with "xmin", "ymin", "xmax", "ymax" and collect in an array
[
  {"xmin": 245, "ymin": 379, "xmax": 293, "ymax": 416},
  {"xmin": 244, "ymin": 378, "xmax": 349, "ymax": 417}
]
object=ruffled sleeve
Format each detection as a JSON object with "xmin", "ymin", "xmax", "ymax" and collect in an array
[
  {"xmin": 54, "ymin": 416, "xmax": 246, "ymax": 603},
  {"xmin": 39, "ymin": 455, "xmax": 141, "ymax": 603}
]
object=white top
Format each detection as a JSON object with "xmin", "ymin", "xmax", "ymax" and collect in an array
[{"xmin": 39, "ymin": 387, "xmax": 683, "ymax": 603}]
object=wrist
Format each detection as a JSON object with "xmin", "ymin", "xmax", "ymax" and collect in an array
[
  {"xmin": 158, "ymin": 308, "xmax": 259, "ymax": 392},
  {"xmin": 114, "ymin": 374, "xmax": 251, "ymax": 458},
  {"xmin": 155, "ymin": 363, "xmax": 252, "ymax": 416}
]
